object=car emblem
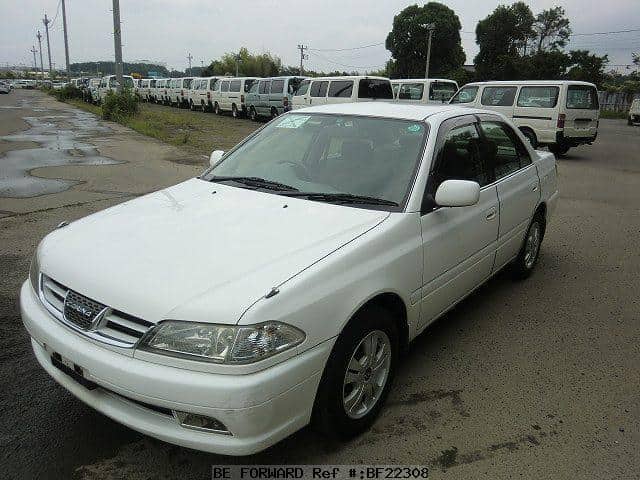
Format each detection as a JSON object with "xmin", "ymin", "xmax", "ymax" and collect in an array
[{"xmin": 63, "ymin": 291, "xmax": 108, "ymax": 330}]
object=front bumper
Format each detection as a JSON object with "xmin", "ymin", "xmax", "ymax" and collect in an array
[{"xmin": 20, "ymin": 281, "xmax": 332, "ymax": 455}]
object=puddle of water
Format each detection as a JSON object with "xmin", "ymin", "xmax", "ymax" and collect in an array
[{"xmin": 0, "ymin": 110, "xmax": 120, "ymax": 198}]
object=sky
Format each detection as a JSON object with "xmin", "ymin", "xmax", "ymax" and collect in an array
[{"xmin": 1, "ymin": 0, "xmax": 638, "ymax": 74}]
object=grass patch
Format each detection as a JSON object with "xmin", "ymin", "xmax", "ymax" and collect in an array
[
  {"xmin": 63, "ymin": 98, "xmax": 260, "ymax": 157},
  {"xmin": 600, "ymin": 110, "xmax": 628, "ymax": 119}
]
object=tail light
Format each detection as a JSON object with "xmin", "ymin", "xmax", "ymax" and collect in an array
[
  {"xmin": 557, "ymin": 114, "xmax": 565, "ymax": 129},
  {"xmin": 240, "ymin": 94, "xmax": 245, "ymax": 103},
  {"xmin": 283, "ymin": 97, "xmax": 289, "ymax": 107},
  {"xmin": 207, "ymin": 91, "xmax": 211, "ymax": 99}
]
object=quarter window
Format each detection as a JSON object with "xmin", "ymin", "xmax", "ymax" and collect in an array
[
  {"xmin": 566, "ymin": 85, "xmax": 599, "ymax": 109},
  {"xmin": 358, "ymin": 79, "xmax": 393, "ymax": 99},
  {"xmin": 398, "ymin": 83, "xmax": 424, "ymax": 100},
  {"xmin": 328, "ymin": 80, "xmax": 354, "ymax": 98},
  {"xmin": 481, "ymin": 87, "xmax": 517, "ymax": 107},
  {"xmin": 429, "ymin": 81, "xmax": 457, "ymax": 102},
  {"xmin": 517, "ymin": 86, "xmax": 559, "ymax": 108},
  {"xmin": 433, "ymin": 124, "xmax": 490, "ymax": 187},
  {"xmin": 479, "ymin": 121, "xmax": 531, "ymax": 180}
]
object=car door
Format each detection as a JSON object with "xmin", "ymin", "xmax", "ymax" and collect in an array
[
  {"xmin": 309, "ymin": 81, "xmax": 328, "ymax": 106},
  {"xmin": 269, "ymin": 79, "xmax": 285, "ymax": 114},
  {"xmin": 477, "ymin": 115, "xmax": 540, "ymax": 270},
  {"xmin": 419, "ymin": 116, "xmax": 499, "ymax": 327}
]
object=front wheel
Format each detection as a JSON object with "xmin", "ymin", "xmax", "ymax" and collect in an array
[
  {"xmin": 549, "ymin": 144, "xmax": 570, "ymax": 156},
  {"xmin": 249, "ymin": 106, "xmax": 258, "ymax": 121},
  {"xmin": 512, "ymin": 214, "xmax": 544, "ymax": 279},
  {"xmin": 231, "ymin": 104, "xmax": 238, "ymax": 118},
  {"xmin": 313, "ymin": 305, "xmax": 398, "ymax": 439}
]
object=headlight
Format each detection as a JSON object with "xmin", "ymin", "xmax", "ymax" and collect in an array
[
  {"xmin": 29, "ymin": 250, "xmax": 40, "ymax": 293},
  {"xmin": 138, "ymin": 321, "xmax": 305, "ymax": 364}
]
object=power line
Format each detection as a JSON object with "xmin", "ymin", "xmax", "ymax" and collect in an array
[
  {"xmin": 570, "ymin": 28, "xmax": 640, "ymax": 36},
  {"xmin": 308, "ymin": 42, "xmax": 385, "ymax": 52},
  {"xmin": 310, "ymin": 51, "xmax": 385, "ymax": 71}
]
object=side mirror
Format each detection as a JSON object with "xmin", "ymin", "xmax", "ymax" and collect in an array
[
  {"xmin": 435, "ymin": 180, "xmax": 480, "ymax": 207},
  {"xmin": 209, "ymin": 150, "xmax": 224, "ymax": 166}
]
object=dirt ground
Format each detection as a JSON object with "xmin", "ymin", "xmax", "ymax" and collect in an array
[{"xmin": 1, "ymin": 89, "xmax": 639, "ymax": 480}]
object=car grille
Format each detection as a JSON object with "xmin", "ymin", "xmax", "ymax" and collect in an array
[{"xmin": 40, "ymin": 275, "xmax": 154, "ymax": 347}]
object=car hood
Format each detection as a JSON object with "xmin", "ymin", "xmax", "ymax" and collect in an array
[{"xmin": 39, "ymin": 178, "xmax": 389, "ymax": 325}]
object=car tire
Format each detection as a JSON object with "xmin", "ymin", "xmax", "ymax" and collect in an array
[
  {"xmin": 512, "ymin": 213, "xmax": 544, "ymax": 279},
  {"xmin": 214, "ymin": 102, "xmax": 220, "ymax": 115},
  {"xmin": 201, "ymin": 101, "xmax": 207, "ymax": 113},
  {"xmin": 548, "ymin": 144, "xmax": 570, "ymax": 156},
  {"xmin": 232, "ymin": 104, "xmax": 238, "ymax": 118},
  {"xmin": 520, "ymin": 128, "xmax": 538, "ymax": 149},
  {"xmin": 270, "ymin": 107, "xmax": 278, "ymax": 119},
  {"xmin": 249, "ymin": 106, "xmax": 258, "ymax": 121},
  {"xmin": 313, "ymin": 304, "xmax": 399, "ymax": 439}
]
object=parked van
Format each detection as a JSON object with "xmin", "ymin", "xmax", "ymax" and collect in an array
[
  {"xmin": 291, "ymin": 76, "xmax": 394, "ymax": 110},
  {"xmin": 153, "ymin": 78, "xmax": 170, "ymax": 104},
  {"xmin": 188, "ymin": 77, "xmax": 218, "ymax": 112},
  {"xmin": 392, "ymin": 78, "xmax": 458, "ymax": 104},
  {"xmin": 211, "ymin": 77, "xmax": 258, "ymax": 117},
  {"xmin": 166, "ymin": 77, "xmax": 194, "ymax": 108},
  {"xmin": 245, "ymin": 76, "xmax": 306, "ymax": 120},
  {"xmin": 87, "ymin": 78, "xmax": 101, "ymax": 104},
  {"xmin": 450, "ymin": 80, "xmax": 599, "ymax": 155},
  {"xmin": 98, "ymin": 75, "xmax": 135, "ymax": 102}
]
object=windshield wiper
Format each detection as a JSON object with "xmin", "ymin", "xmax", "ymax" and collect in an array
[
  {"xmin": 280, "ymin": 191, "xmax": 398, "ymax": 207},
  {"xmin": 209, "ymin": 176, "xmax": 298, "ymax": 192}
]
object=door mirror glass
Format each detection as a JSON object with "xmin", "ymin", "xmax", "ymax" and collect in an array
[
  {"xmin": 210, "ymin": 150, "xmax": 225, "ymax": 166},
  {"xmin": 435, "ymin": 180, "xmax": 480, "ymax": 207}
]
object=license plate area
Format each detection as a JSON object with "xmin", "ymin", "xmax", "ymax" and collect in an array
[{"xmin": 51, "ymin": 352, "xmax": 98, "ymax": 390}]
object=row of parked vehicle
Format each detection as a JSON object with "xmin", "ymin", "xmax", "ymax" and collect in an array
[{"xmin": 72, "ymin": 73, "xmax": 601, "ymax": 155}]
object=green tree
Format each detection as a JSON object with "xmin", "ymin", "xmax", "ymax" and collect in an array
[
  {"xmin": 202, "ymin": 48, "xmax": 282, "ymax": 77},
  {"xmin": 566, "ymin": 50, "xmax": 609, "ymax": 87},
  {"xmin": 531, "ymin": 6, "xmax": 571, "ymax": 53},
  {"xmin": 385, "ymin": 2, "xmax": 465, "ymax": 78},
  {"xmin": 474, "ymin": 2, "xmax": 534, "ymax": 79},
  {"xmin": 633, "ymin": 53, "xmax": 639, "ymax": 67}
]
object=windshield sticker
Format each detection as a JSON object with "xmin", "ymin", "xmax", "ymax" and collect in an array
[
  {"xmin": 407, "ymin": 124, "xmax": 422, "ymax": 133},
  {"xmin": 276, "ymin": 115, "xmax": 311, "ymax": 129}
]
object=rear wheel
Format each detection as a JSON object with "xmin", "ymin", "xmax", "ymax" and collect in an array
[
  {"xmin": 249, "ymin": 106, "xmax": 258, "ymax": 121},
  {"xmin": 512, "ymin": 213, "xmax": 544, "ymax": 279},
  {"xmin": 232, "ymin": 104, "xmax": 238, "ymax": 118},
  {"xmin": 313, "ymin": 305, "xmax": 399, "ymax": 439},
  {"xmin": 549, "ymin": 144, "xmax": 570, "ymax": 156},
  {"xmin": 213, "ymin": 102, "xmax": 220, "ymax": 115}
]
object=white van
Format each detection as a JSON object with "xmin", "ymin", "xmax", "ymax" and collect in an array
[
  {"xmin": 628, "ymin": 98, "xmax": 640, "ymax": 126},
  {"xmin": 210, "ymin": 77, "xmax": 257, "ymax": 117},
  {"xmin": 291, "ymin": 76, "xmax": 394, "ymax": 110},
  {"xmin": 392, "ymin": 78, "xmax": 458, "ymax": 104},
  {"xmin": 188, "ymin": 77, "xmax": 218, "ymax": 112},
  {"xmin": 450, "ymin": 80, "xmax": 599, "ymax": 155},
  {"xmin": 152, "ymin": 78, "xmax": 169, "ymax": 104},
  {"xmin": 98, "ymin": 75, "xmax": 135, "ymax": 102},
  {"xmin": 167, "ymin": 77, "xmax": 194, "ymax": 108}
]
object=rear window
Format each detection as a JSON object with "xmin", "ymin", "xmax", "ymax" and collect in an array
[
  {"xmin": 450, "ymin": 86, "xmax": 478, "ymax": 103},
  {"xmin": 397, "ymin": 83, "xmax": 424, "ymax": 100},
  {"xmin": 230, "ymin": 80, "xmax": 241, "ymax": 92},
  {"xmin": 481, "ymin": 86, "xmax": 517, "ymax": 106},
  {"xmin": 295, "ymin": 80, "xmax": 310, "ymax": 96},
  {"xmin": 566, "ymin": 85, "xmax": 599, "ymax": 110},
  {"xmin": 429, "ymin": 81, "xmax": 457, "ymax": 102},
  {"xmin": 517, "ymin": 86, "xmax": 559, "ymax": 108},
  {"xmin": 328, "ymin": 80, "xmax": 354, "ymax": 98},
  {"xmin": 271, "ymin": 79, "xmax": 285, "ymax": 94},
  {"xmin": 244, "ymin": 79, "xmax": 256, "ymax": 92},
  {"xmin": 358, "ymin": 79, "xmax": 393, "ymax": 99}
]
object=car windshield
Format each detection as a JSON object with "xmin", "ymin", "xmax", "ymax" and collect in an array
[
  {"xmin": 203, "ymin": 113, "xmax": 428, "ymax": 209},
  {"xmin": 450, "ymin": 86, "xmax": 478, "ymax": 103}
]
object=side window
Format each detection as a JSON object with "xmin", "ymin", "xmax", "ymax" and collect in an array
[
  {"xmin": 479, "ymin": 121, "xmax": 531, "ymax": 180},
  {"xmin": 398, "ymin": 83, "xmax": 424, "ymax": 100},
  {"xmin": 481, "ymin": 87, "xmax": 517, "ymax": 107},
  {"xmin": 244, "ymin": 80, "xmax": 255, "ymax": 92},
  {"xmin": 248, "ymin": 82, "xmax": 259, "ymax": 94},
  {"xmin": 229, "ymin": 80, "xmax": 241, "ymax": 92},
  {"xmin": 517, "ymin": 86, "xmax": 559, "ymax": 108},
  {"xmin": 221, "ymin": 81, "xmax": 230, "ymax": 92},
  {"xmin": 328, "ymin": 80, "xmax": 354, "ymax": 98},
  {"xmin": 295, "ymin": 79, "xmax": 310, "ymax": 96},
  {"xmin": 317, "ymin": 81, "xmax": 329, "ymax": 97},
  {"xmin": 210, "ymin": 79, "xmax": 218, "ymax": 90},
  {"xmin": 433, "ymin": 124, "xmax": 490, "ymax": 188},
  {"xmin": 309, "ymin": 81, "xmax": 321, "ymax": 97},
  {"xmin": 259, "ymin": 81, "xmax": 269, "ymax": 94},
  {"xmin": 429, "ymin": 81, "xmax": 458, "ymax": 102},
  {"xmin": 271, "ymin": 79, "xmax": 285, "ymax": 94}
]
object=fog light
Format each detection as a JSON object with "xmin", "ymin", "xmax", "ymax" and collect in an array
[{"xmin": 172, "ymin": 411, "xmax": 231, "ymax": 434}]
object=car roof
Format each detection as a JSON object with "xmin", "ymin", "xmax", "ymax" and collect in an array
[
  {"xmin": 463, "ymin": 80, "xmax": 596, "ymax": 87},
  {"xmin": 306, "ymin": 75, "xmax": 390, "ymax": 82},
  {"xmin": 298, "ymin": 102, "xmax": 481, "ymax": 121},
  {"xmin": 391, "ymin": 78, "xmax": 457, "ymax": 83}
]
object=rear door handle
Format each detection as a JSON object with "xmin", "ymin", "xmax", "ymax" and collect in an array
[
  {"xmin": 530, "ymin": 183, "xmax": 538, "ymax": 192},
  {"xmin": 486, "ymin": 208, "xmax": 497, "ymax": 221}
]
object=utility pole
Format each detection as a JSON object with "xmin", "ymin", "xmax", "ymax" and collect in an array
[
  {"xmin": 36, "ymin": 31, "xmax": 45, "ymax": 82},
  {"xmin": 30, "ymin": 46, "xmax": 38, "ymax": 71},
  {"xmin": 187, "ymin": 52, "xmax": 193, "ymax": 75},
  {"xmin": 424, "ymin": 23, "xmax": 435, "ymax": 79},
  {"xmin": 297, "ymin": 44, "xmax": 308, "ymax": 75},
  {"xmin": 112, "ymin": 0, "xmax": 124, "ymax": 90},
  {"xmin": 61, "ymin": 0, "xmax": 71, "ymax": 81},
  {"xmin": 235, "ymin": 54, "xmax": 241, "ymax": 77},
  {"xmin": 43, "ymin": 14, "xmax": 53, "ymax": 77}
]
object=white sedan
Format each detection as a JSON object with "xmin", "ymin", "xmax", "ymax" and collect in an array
[{"xmin": 21, "ymin": 103, "xmax": 558, "ymax": 455}]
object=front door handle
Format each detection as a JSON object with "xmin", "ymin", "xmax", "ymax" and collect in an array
[
  {"xmin": 486, "ymin": 208, "xmax": 497, "ymax": 221},
  {"xmin": 531, "ymin": 183, "xmax": 538, "ymax": 192}
]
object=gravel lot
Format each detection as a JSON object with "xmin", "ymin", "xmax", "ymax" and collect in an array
[{"xmin": 1, "ymin": 89, "xmax": 638, "ymax": 480}]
